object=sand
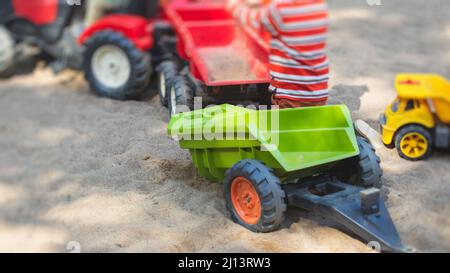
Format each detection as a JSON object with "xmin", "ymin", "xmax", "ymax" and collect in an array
[
  {"xmin": 0, "ymin": 0, "xmax": 449, "ymax": 252},
  {"xmin": 200, "ymin": 46, "xmax": 257, "ymax": 82}
]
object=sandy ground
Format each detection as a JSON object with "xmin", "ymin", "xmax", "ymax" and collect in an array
[{"xmin": 0, "ymin": 0, "xmax": 449, "ymax": 253}]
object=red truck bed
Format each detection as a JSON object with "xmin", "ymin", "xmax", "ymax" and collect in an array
[{"xmin": 163, "ymin": 0, "xmax": 270, "ymax": 86}]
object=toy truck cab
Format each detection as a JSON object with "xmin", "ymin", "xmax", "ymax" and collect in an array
[{"xmin": 381, "ymin": 74, "xmax": 450, "ymax": 160}]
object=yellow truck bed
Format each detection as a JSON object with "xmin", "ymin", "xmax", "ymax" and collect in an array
[{"xmin": 396, "ymin": 74, "xmax": 450, "ymax": 123}]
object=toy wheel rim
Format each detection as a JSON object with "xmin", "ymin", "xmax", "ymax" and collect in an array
[
  {"xmin": 159, "ymin": 72, "xmax": 166, "ymax": 99},
  {"xmin": 92, "ymin": 45, "xmax": 131, "ymax": 89},
  {"xmin": 400, "ymin": 132, "xmax": 428, "ymax": 159},
  {"xmin": 230, "ymin": 177, "xmax": 261, "ymax": 225},
  {"xmin": 170, "ymin": 86, "xmax": 177, "ymax": 116}
]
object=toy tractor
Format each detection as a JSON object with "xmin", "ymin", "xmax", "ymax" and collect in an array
[
  {"xmin": 168, "ymin": 104, "xmax": 408, "ymax": 252},
  {"xmin": 0, "ymin": 0, "xmax": 158, "ymax": 100},
  {"xmin": 380, "ymin": 74, "xmax": 450, "ymax": 161}
]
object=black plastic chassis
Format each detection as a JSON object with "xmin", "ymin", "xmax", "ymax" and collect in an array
[{"xmin": 283, "ymin": 176, "xmax": 408, "ymax": 253}]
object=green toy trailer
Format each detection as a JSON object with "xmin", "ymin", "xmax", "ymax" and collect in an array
[{"xmin": 168, "ymin": 104, "xmax": 407, "ymax": 252}]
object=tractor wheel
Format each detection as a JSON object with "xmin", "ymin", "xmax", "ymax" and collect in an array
[
  {"xmin": 83, "ymin": 31, "xmax": 152, "ymax": 100},
  {"xmin": 168, "ymin": 76, "xmax": 194, "ymax": 116},
  {"xmin": 355, "ymin": 137, "xmax": 383, "ymax": 188},
  {"xmin": 224, "ymin": 159, "xmax": 286, "ymax": 233},
  {"xmin": 338, "ymin": 137, "xmax": 383, "ymax": 188},
  {"xmin": 0, "ymin": 26, "xmax": 15, "ymax": 78},
  {"xmin": 156, "ymin": 61, "xmax": 177, "ymax": 107},
  {"xmin": 395, "ymin": 125, "xmax": 432, "ymax": 161}
]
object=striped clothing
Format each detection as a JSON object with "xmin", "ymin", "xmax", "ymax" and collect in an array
[{"xmin": 231, "ymin": 0, "xmax": 329, "ymax": 102}]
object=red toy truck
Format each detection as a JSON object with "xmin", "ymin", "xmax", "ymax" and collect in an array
[{"xmin": 154, "ymin": 0, "xmax": 272, "ymax": 114}]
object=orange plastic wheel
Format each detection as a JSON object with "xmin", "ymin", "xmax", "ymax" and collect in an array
[
  {"xmin": 230, "ymin": 177, "xmax": 261, "ymax": 225},
  {"xmin": 225, "ymin": 160, "xmax": 286, "ymax": 232}
]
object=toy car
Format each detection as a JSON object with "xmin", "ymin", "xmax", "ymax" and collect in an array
[
  {"xmin": 380, "ymin": 74, "xmax": 450, "ymax": 160},
  {"xmin": 168, "ymin": 104, "xmax": 407, "ymax": 252}
]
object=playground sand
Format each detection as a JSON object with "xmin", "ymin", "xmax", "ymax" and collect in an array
[
  {"xmin": 0, "ymin": 0, "xmax": 449, "ymax": 252},
  {"xmin": 199, "ymin": 46, "xmax": 257, "ymax": 82}
]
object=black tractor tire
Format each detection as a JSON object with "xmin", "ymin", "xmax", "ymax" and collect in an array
[
  {"xmin": 395, "ymin": 125, "xmax": 432, "ymax": 161},
  {"xmin": 0, "ymin": 26, "xmax": 15, "ymax": 78},
  {"xmin": 355, "ymin": 137, "xmax": 383, "ymax": 188},
  {"xmin": 83, "ymin": 31, "xmax": 152, "ymax": 100},
  {"xmin": 224, "ymin": 159, "xmax": 287, "ymax": 233},
  {"xmin": 156, "ymin": 60, "xmax": 177, "ymax": 107},
  {"xmin": 338, "ymin": 137, "xmax": 383, "ymax": 188},
  {"xmin": 168, "ymin": 76, "xmax": 194, "ymax": 116}
]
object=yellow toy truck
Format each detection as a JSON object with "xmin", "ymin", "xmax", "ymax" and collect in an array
[{"xmin": 380, "ymin": 74, "xmax": 450, "ymax": 160}]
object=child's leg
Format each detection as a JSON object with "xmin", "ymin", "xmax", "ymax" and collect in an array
[{"xmin": 272, "ymin": 97, "xmax": 327, "ymax": 109}]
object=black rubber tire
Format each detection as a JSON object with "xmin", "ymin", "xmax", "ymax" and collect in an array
[
  {"xmin": 168, "ymin": 76, "xmax": 194, "ymax": 116},
  {"xmin": 395, "ymin": 125, "xmax": 432, "ymax": 161},
  {"xmin": 224, "ymin": 159, "xmax": 287, "ymax": 233},
  {"xmin": 83, "ymin": 31, "xmax": 152, "ymax": 100},
  {"xmin": 355, "ymin": 137, "xmax": 383, "ymax": 188},
  {"xmin": 338, "ymin": 137, "xmax": 383, "ymax": 188},
  {"xmin": 0, "ymin": 26, "xmax": 15, "ymax": 78},
  {"xmin": 156, "ymin": 61, "xmax": 177, "ymax": 107}
]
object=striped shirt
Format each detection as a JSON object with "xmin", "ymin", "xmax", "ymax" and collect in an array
[{"xmin": 231, "ymin": 0, "xmax": 329, "ymax": 102}]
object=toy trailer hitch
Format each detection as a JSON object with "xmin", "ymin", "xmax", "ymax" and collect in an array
[{"xmin": 284, "ymin": 177, "xmax": 409, "ymax": 253}]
